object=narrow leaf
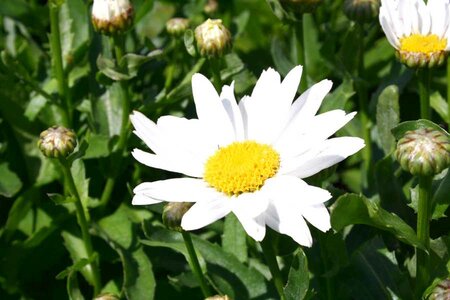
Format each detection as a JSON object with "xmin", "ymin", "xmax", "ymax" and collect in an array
[{"xmin": 284, "ymin": 249, "xmax": 309, "ymax": 300}]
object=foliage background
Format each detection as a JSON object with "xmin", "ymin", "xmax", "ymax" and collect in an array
[{"xmin": 0, "ymin": 0, "xmax": 449, "ymax": 299}]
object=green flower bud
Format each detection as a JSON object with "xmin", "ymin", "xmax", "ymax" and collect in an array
[
  {"xmin": 92, "ymin": 0, "xmax": 134, "ymax": 36},
  {"xmin": 162, "ymin": 202, "xmax": 193, "ymax": 232},
  {"xmin": 396, "ymin": 50, "xmax": 447, "ymax": 69},
  {"xmin": 38, "ymin": 126, "xmax": 77, "ymax": 158},
  {"xmin": 94, "ymin": 293, "xmax": 120, "ymax": 300},
  {"xmin": 279, "ymin": 0, "xmax": 323, "ymax": 15},
  {"xmin": 395, "ymin": 128, "xmax": 450, "ymax": 176},
  {"xmin": 166, "ymin": 18, "xmax": 190, "ymax": 37},
  {"xmin": 195, "ymin": 19, "xmax": 231, "ymax": 57},
  {"xmin": 343, "ymin": 0, "xmax": 380, "ymax": 23},
  {"xmin": 430, "ymin": 278, "xmax": 450, "ymax": 300}
]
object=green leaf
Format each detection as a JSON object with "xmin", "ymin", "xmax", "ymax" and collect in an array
[
  {"xmin": 84, "ymin": 134, "xmax": 111, "ymax": 159},
  {"xmin": 61, "ymin": 230, "xmax": 96, "ymax": 287},
  {"xmin": 0, "ymin": 162, "xmax": 22, "ymax": 197},
  {"xmin": 3, "ymin": 188, "xmax": 35, "ymax": 240},
  {"xmin": 376, "ymin": 85, "xmax": 400, "ymax": 155},
  {"xmin": 319, "ymin": 79, "xmax": 355, "ymax": 113},
  {"xmin": 98, "ymin": 205, "xmax": 156, "ymax": 300},
  {"xmin": 67, "ymin": 271, "xmax": 85, "ymax": 300},
  {"xmin": 70, "ymin": 159, "xmax": 90, "ymax": 208},
  {"xmin": 271, "ymin": 35, "xmax": 295, "ymax": 77},
  {"xmin": 47, "ymin": 193, "xmax": 76, "ymax": 205},
  {"xmin": 391, "ymin": 119, "xmax": 449, "ymax": 140},
  {"xmin": 430, "ymin": 91, "xmax": 449, "ymax": 123},
  {"xmin": 93, "ymin": 84, "xmax": 123, "ymax": 137},
  {"xmin": 331, "ymin": 193, "xmax": 424, "ymax": 249},
  {"xmin": 184, "ymin": 29, "xmax": 197, "ymax": 57},
  {"xmin": 222, "ymin": 214, "xmax": 248, "ymax": 263},
  {"xmin": 284, "ymin": 249, "xmax": 309, "ymax": 300}
]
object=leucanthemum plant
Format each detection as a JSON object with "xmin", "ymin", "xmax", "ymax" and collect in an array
[
  {"xmin": 130, "ymin": 65, "xmax": 364, "ymax": 247},
  {"xmin": 379, "ymin": 0, "xmax": 450, "ymax": 68}
]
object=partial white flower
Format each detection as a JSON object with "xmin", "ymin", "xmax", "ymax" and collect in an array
[
  {"xmin": 379, "ymin": 0, "xmax": 450, "ymax": 67},
  {"xmin": 131, "ymin": 66, "xmax": 365, "ymax": 247},
  {"xmin": 92, "ymin": 0, "xmax": 134, "ymax": 35}
]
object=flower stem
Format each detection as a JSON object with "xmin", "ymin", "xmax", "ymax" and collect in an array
[
  {"xmin": 59, "ymin": 158, "xmax": 101, "ymax": 295},
  {"xmin": 418, "ymin": 68, "xmax": 431, "ymax": 120},
  {"xmin": 181, "ymin": 232, "xmax": 212, "ymax": 297},
  {"xmin": 447, "ymin": 56, "xmax": 450, "ymax": 128},
  {"xmin": 209, "ymin": 58, "xmax": 222, "ymax": 90},
  {"xmin": 416, "ymin": 175, "xmax": 432, "ymax": 297},
  {"xmin": 98, "ymin": 36, "xmax": 131, "ymax": 210},
  {"xmin": 261, "ymin": 234, "xmax": 286, "ymax": 300},
  {"xmin": 49, "ymin": 3, "xmax": 71, "ymax": 127},
  {"xmin": 356, "ymin": 23, "xmax": 373, "ymax": 186},
  {"xmin": 293, "ymin": 16, "xmax": 307, "ymax": 92}
]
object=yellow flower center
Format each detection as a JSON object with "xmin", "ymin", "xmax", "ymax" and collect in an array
[
  {"xmin": 204, "ymin": 141, "xmax": 280, "ymax": 196},
  {"xmin": 400, "ymin": 34, "xmax": 447, "ymax": 55}
]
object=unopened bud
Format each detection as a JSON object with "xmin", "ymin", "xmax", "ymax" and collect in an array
[
  {"xmin": 38, "ymin": 126, "xmax": 77, "ymax": 158},
  {"xmin": 279, "ymin": 0, "xmax": 323, "ymax": 15},
  {"xmin": 205, "ymin": 295, "xmax": 231, "ymax": 300},
  {"xmin": 166, "ymin": 18, "xmax": 190, "ymax": 37},
  {"xmin": 92, "ymin": 0, "xmax": 134, "ymax": 36},
  {"xmin": 395, "ymin": 128, "xmax": 450, "ymax": 176},
  {"xmin": 343, "ymin": 0, "xmax": 380, "ymax": 23},
  {"xmin": 94, "ymin": 293, "xmax": 120, "ymax": 300},
  {"xmin": 195, "ymin": 19, "xmax": 231, "ymax": 57},
  {"xmin": 430, "ymin": 278, "xmax": 450, "ymax": 300},
  {"xmin": 162, "ymin": 202, "xmax": 193, "ymax": 232},
  {"xmin": 204, "ymin": 0, "xmax": 219, "ymax": 15}
]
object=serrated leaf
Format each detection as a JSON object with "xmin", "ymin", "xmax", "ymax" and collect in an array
[
  {"xmin": 284, "ymin": 249, "xmax": 309, "ymax": 300},
  {"xmin": 319, "ymin": 79, "xmax": 355, "ymax": 113},
  {"xmin": 331, "ymin": 193, "xmax": 424, "ymax": 249},
  {"xmin": 391, "ymin": 119, "xmax": 449, "ymax": 140},
  {"xmin": 84, "ymin": 134, "xmax": 111, "ymax": 159},
  {"xmin": 376, "ymin": 85, "xmax": 400, "ymax": 155},
  {"xmin": 0, "ymin": 162, "xmax": 22, "ymax": 197},
  {"xmin": 48, "ymin": 193, "xmax": 76, "ymax": 205},
  {"xmin": 222, "ymin": 214, "xmax": 248, "ymax": 263}
]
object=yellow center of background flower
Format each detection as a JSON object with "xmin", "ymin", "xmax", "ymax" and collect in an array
[
  {"xmin": 400, "ymin": 34, "xmax": 447, "ymax": 55},
  {"xmin": 204, "ymin": 141, "xmax": 280, "ymax": 196}
]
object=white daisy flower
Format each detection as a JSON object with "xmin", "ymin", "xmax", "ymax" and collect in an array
[
  {"xmin": 379, "ymin": 0, "xmax": 450, "ymax": 68},
  {"xmin": 131, "ymin": 66, "xmax": 365, "ymax": 247}
]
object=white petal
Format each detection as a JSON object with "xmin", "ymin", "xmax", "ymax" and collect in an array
[
  {"xmin": 130, "ymin": 111, "xmax": 162, "ymax": 153},
  {"xmin": 220, "ymin": 82, "xmax": 245, "ymax": 141},
  {"xmin": 276, "ymin": 110, "xmax": 357, "ymax": 159},
  {"xmin": 301, "ymin": 204, "xmax": 331, "ymax": 233},
  {"xmin": 380, "ymin": 12, "xmax": 401, "ymax": 49},
  {"xmin": 265, "ymin": 202, "xmax": 313, "ymax": 247},
  {"xmin": 230, "ymin": 191, "xmax": 269, "ymax": 218},
  {"xmin": 181, "ymin": 197, "xmax": 231, "ymax": 230},
  {"xmin": 428, "ymin": 0, "xmax": 448, "ymax": 37},
  {"xmin": 133, "ymin": 178, "xmax": 217, "ymax": 202},
  {"xmin": 418, "ymin": 0, "xmax": 431, "ymax": 35},
  {"xmin": 132, "ymin": 193, "xmax": 162, "ymax": 205},
  {"xmin": 398, "ymin": 0, "xmax": 412, "ymax": 37},
  {"xmin": 131, "ymin": 149, "xmax": 203, "ymax": 178},
  {"xmin": 192, "ymin": 73, "xmax": 235, "ymax": 146},
  {"xmin": 234, "ymin": 213, "xmax": 266, "ymax": 241},
  {"xmin": 285, "ymin": 137, "xmax": 365, "ymax": 178}
]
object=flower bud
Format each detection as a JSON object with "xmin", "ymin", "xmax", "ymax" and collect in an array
[
  {"xmin": 162, "ymin": 202, "xmax": 193, "ymax": 232},
  {"xmin": 279, "ymin": 0, "xmax": 323, "ymax": 15},
  {"xmin": 395, "ymin": 128, "xmax": 450, "ymax": 176},
  {"xmin": 430, "ymin": 278, "xmax": 450, "ymax": 300},
  {"xmin": 38, "ymin": 126, "xmax": 77, "ymax": 158},
  {"xmin": 166, "ymin": 18, "xmax": 190, "ymax": 37},
  {"xmin": 204, "ymin": 0, "xmax": 219, "ymax": 15},
  {"xmin": 92, "ymin": 0, "xmax": 134, "ymax": 36},
  {"xmin": 205, "ymin": 295, "xmax": 231, "ymax": 300},
  {"xmin": 94, "ymin": 293, "xmax": 120, "ymax": 300},
  {"xmin": 195, "ymin": 19, "xmax": 231, "ymax": 57},
  {"xmin": 343, "ymin": 0, "xmax": 380, "ymax": 23}
]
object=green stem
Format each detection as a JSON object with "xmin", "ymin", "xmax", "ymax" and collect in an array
[
  {"xmin": 209, "ymin": 58, "xmax": 222, "ymax": 90},
  {"xmin": 181, "ymin": 232, "xmax": 212, "ymax": 297},
  {"xmin": 261, "ymin": 234, "xmax": 286, "ymax": 300},
  {"xmin": 59, "ymin": 158, "xmax": 101, "ymax": 295},
  {"xmin": 98, "ymin": 36, "xmax": 131, "ymax": 209},
  {"xmin": 293, "ymin": 16, "xmax": 307, "ymax": 92},
  {"xmin": 447, "ymin": 56, "xmax": 450, "ymax": 128},
  {"xmin": 418, "ymin": 68, "xmax": 431, "ymax": 120},
  {"xmin": 49, "ymin": 3, "xmax": 71, "ymax": 127},
  {"xmin": 416, "ymin": 175, "xmax": 432, "ymax": 297},
  {"xmin": 356, "ymin": 23, "xmax": 373, "ymax": 185}
]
